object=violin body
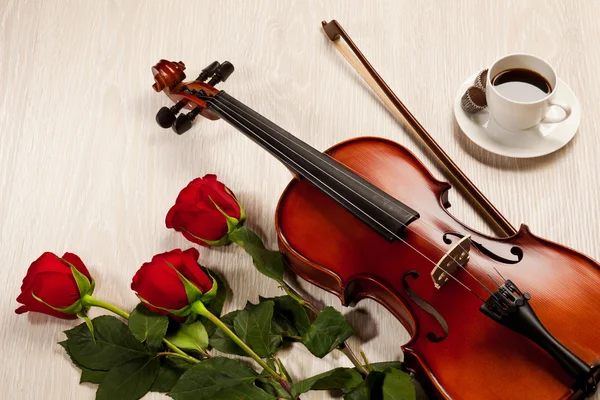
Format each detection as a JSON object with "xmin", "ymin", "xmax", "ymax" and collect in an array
[{"xmin": 276, "ymin": 137, "xmax": 600, "ymax": 400}]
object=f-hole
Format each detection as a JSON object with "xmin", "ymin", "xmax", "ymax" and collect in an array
[
  {"xmin": 443, "ymin": 232, "xmax": 523, "ymax": 265},
  {"xmin": 402, "ymin": 271, "xmax": 448, "ymax": 343}
]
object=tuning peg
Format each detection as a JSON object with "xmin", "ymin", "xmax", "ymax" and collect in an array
[
  {"xmin": 196, "ymin": 61, "xmax": 221, "ymax": 82},
  {"xmin": 156, "ymin": 101, "xmax": 186, "ymax": 128},
  {"xmin": 207, "ymin": 61, "xmax": 235, "ymax": 86},
  {"xmin": 172, "ymin": 107, "xmax": 201, "ymax": 135}
]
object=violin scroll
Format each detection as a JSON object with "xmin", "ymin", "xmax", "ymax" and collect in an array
[
  {"xmin": 151, "ymin": 60, "xmax": 235, "ymax": 134},
  {"xmin": 151, "ymin": 60, "xmax": 186, "ymax": 92}
]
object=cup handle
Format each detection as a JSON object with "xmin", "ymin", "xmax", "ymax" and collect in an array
[{"xmin": 541, "ymin": 99, "xmax": 572, "ymax": 124}]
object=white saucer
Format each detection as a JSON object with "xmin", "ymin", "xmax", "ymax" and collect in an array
[{"xmin": 454, "ymin": 72, "xmax": 580, "ymax": 158}]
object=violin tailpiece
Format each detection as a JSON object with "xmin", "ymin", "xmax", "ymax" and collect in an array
[{"xmin": 481, "ymin": 280, "xmax": 597, "ymax": 394}]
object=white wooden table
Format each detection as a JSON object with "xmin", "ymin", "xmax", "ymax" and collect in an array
[{"xmin": 2, "ymin": 1, "xmax": 599, "ymax": 398}]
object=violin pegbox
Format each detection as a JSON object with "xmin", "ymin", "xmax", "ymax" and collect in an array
[{"xmin": 152, "ymin": 59, "xmax": 235, "ymax": 134}]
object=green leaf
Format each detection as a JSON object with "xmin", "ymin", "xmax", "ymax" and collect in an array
[
  {"xmin": 96, "ymin": 356, "xmax": 160, "ymax": 400},
  {"xmin": 150, "ymin": 358, "xmax": 193, "ymax": 393},
  {"xmin": 228, "ymin": 227, "xmax": 284, "ymax": 281},
  {"xmin": 165, "ymin": 320, "xmax": 209, "ymax": 353},
  {"xmin": 64, "ymin": 316, "xmax": 150, "ymax": 370},
  {"xmin": 263, "ymin": 295, "xmax": 311, "ymax": 337},
  {"xmin": 381, "ymin": 368, "xmax": 415, "ymax": 400},
  {"xmin": 341, "ymin": 368, "xmax": 414, "ymax": 400},
  {"xmin": 292, "ymin": 368, "xmax": 363, "ymax": 395},
  {"xmin": 209, "ymin": 311, "xmax": 246, "ymax": 356},
  {"xmin": 80, "ymin": 368, "xmax": 107, "ymax": 384},
  {"xmin": 301, "ymin": 307, "xmax": 354, "ymax": 358},
  {"xmin": 233, "ymin": 301, "xmax": 280, "ymax": 357},
  {"xmin": 168, "ymin": 357, "xmax": 275, "ymax": 400},
  {"xmin": 369, "ymin": 361, "xmax": 404, "ymax": 372},
  {"xmin": 270, "ymin": 313, "xmax": 297, "ymax": 339},
  {"xmin": 59, "ymin": 340, "xmax": 107, "ymax": 384},
  {"xmin": 343, "ymin": 371, "xmax": 385, "ymax": 400},
  {"xmin": 128, "ymin": 304, "xmax": 169, "ymax": 350}
]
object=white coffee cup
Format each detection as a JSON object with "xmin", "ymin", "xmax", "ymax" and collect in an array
[{"xmin": 486, "ymin": 53, "xmax": 572, "ymax": 131}]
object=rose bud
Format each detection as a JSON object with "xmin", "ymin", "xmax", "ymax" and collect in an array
[
  {"xmin": 166, "ymin": 174, "xmax": 245, "ymax": 247},
  {"xmin": 131, "ymin": 248, "xmax": 216, "ymax": 321},
  {"xmin": 15, "ymin": 252, "xmax": 94, "ymax": 319}
]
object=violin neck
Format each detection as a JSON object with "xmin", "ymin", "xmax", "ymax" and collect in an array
[{"xmin": 207, "ymin": 91, "xmax": 420, "ymax": 240}]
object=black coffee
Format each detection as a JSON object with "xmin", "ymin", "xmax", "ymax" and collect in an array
[{"xmin": 492, "ymin": 68, "xmax": 552, "ymax": 102}]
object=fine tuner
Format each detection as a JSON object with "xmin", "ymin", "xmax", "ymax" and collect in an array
[{"xmin": 153, "ymin": 60, "xmax": 234, "ymax": 134}]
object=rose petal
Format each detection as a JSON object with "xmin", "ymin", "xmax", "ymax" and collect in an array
[
  {"xmin": 131, "ymin": 262, "xmax": 189, "ymax": 311},
  {"xmin": 150, "ymin": 249, "xmax": 210, "ymax": 292},
  {"xmin": 165, "ymin": 204, "xmax": 178, "ymax": 228},
  {"xmin": 203, "ymin": 183, "xmax": 240, "ymax": 218},
  {"xmin": 29, "ymin": 272, "xmax": 81, "ymax": 308},
  {"xmin": 172, "ymin": 209, "xmax": 229, "ymax": 242},
  {"xmin": 151, "ymin": 248, "xmax": 184, "ymax": 265},
  {"xmin": 15, "ymin": 271, "xmax": 80, "ymax": 319},
  {"xmin": 61, "ymin": 252, "xmax": 93, "ymax": 282},
  {"xmin": 174, "ymin": 178, "xmax": 205, "ymax": 206},
  {"xmin": 176, "ymin": 248, "xmax": 212, "ymax": 293},
  {"xmin": 20, "ymin": 253, "xmax": 71, "ymax": 294}
]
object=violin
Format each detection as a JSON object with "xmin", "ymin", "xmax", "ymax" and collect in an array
[{"xmin": 150, "ymin": 49, "xmax": 600, "ymax": 398}]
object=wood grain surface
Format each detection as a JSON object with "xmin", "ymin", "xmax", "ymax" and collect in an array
[{"xmin": 1, "ymin": 1, "xmax": 599, "ymax": 399}]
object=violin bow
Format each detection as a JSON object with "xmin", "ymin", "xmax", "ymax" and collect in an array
[{"xmin": 321, "ymin": 20, "xmax": 517, "ymax": 238}]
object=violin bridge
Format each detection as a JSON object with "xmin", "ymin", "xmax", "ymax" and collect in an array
[{"xmin": 431, "ymin": 235, "xmax": 471, "ymax": 289}]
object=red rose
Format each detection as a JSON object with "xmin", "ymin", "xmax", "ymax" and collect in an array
[
  {"xmin": 15, "ymin": 252, "xmax": 94, "ymax": 319},
  {"xmin": 131, "ymin": 248, "xmax": 214, "ymax": 320},
  {"xmin": 166, "ymin": 174, "xmax": 245, "ymax": 247}
]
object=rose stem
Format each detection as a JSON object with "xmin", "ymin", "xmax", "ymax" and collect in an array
[
  {"xmin": 81, "ymin": 295, "xmax": 130, "ymax": 319},
  {"xmin": 191, "ymin": 301, "xmax": 290, "ymax": 391},
  {"xmin": 338, "ymin": 344, "xmax": 368, "ymax": 375},
  {"xmin": 82, "ymin": 295, "xmax": 201, "ymax": 364},
  {"xmin": 360, "ymin": 350, "xmax": 373, "ymax": 372}
]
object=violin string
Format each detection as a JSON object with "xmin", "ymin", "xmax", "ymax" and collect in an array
[
  {"xmin": 210, "ymin": 94, "xmax": 503, "ymax": 301},
  {"xmin": 487, "ymin": 274, "xmax": 502, "ymax": 289},
  {"xmin": 207, "ymin": 96, "xmax": 495, "ymax": 302},
  {"xmin": 211, "ymin": 93, "xmax": 499, "ymax": 298},
  {"xmin": 493, "ymin": 267, "xmax": 508, "ymax": 283},
  {"xmin": 201, "ymin": 94, "xmax": 491, "ymax": 302},
  {"xmin": 205, "ymin": 101, "xmax": 485, "ymax": 301},
  {"xmin": 213, "ymin": 92, "xmax": 496, "ymax": 286}
]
